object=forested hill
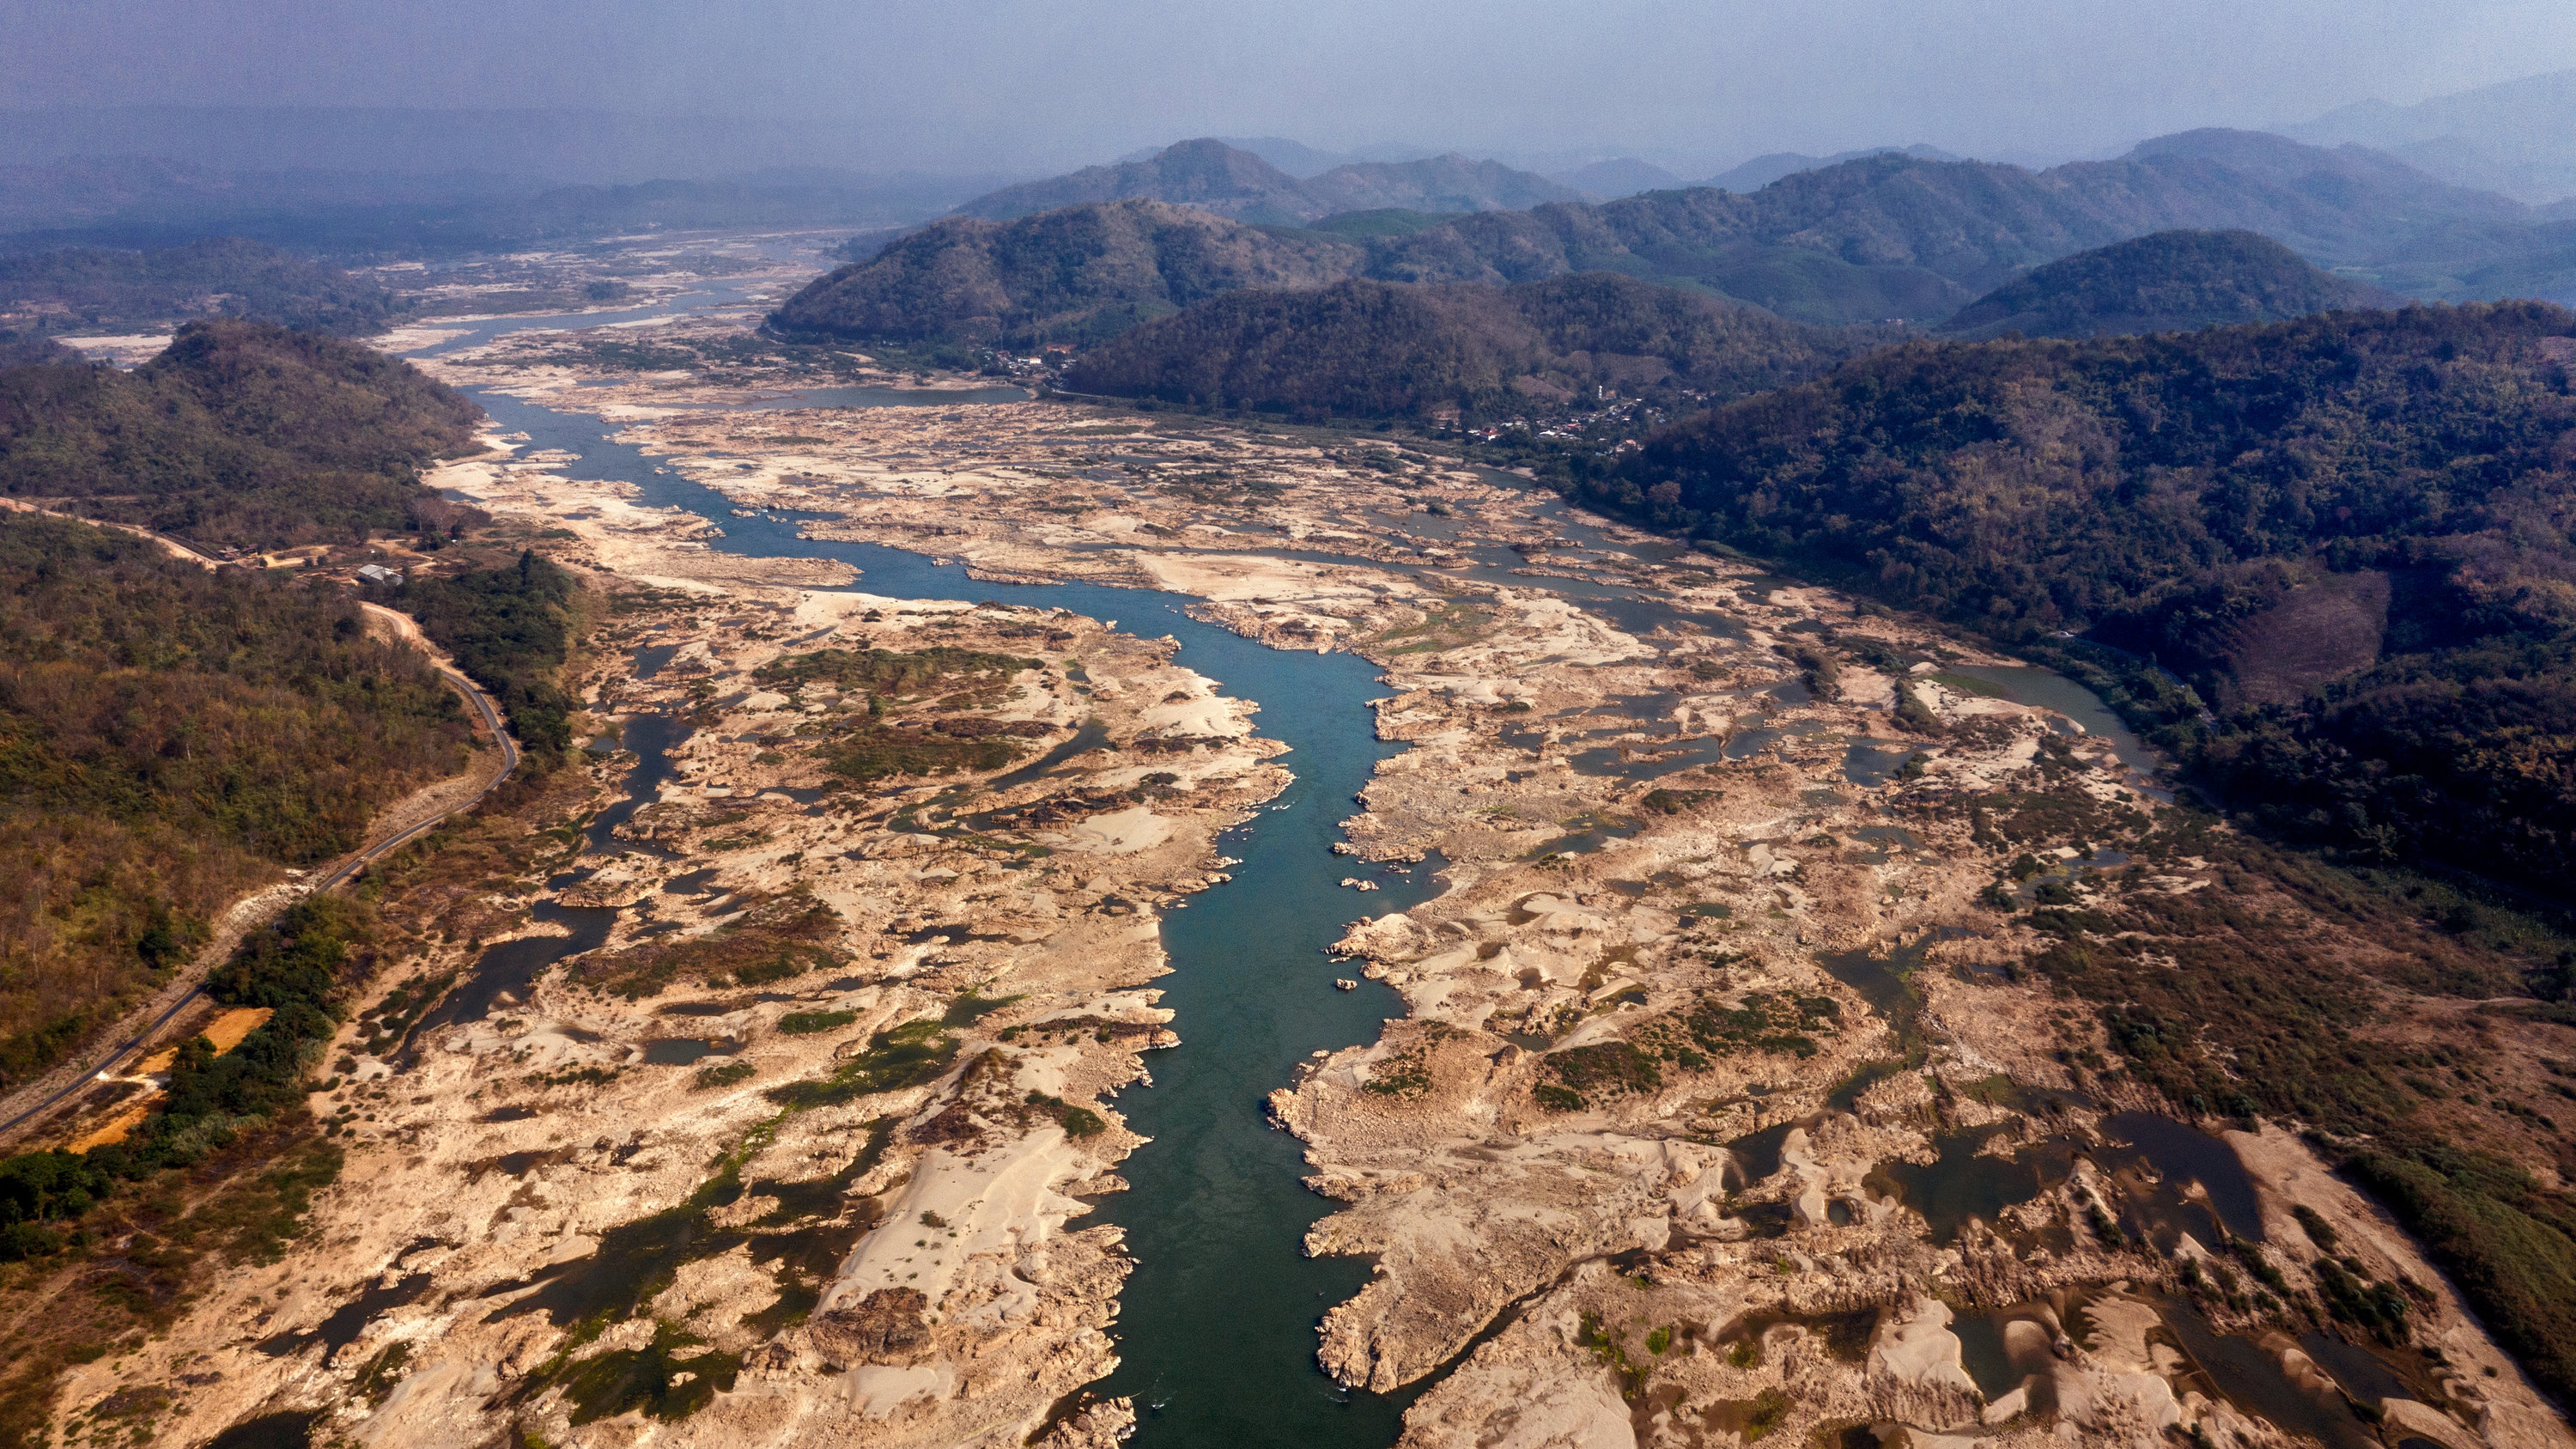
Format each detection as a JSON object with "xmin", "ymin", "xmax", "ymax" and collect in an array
[
  {"xmin": 1941, "ymin": 229, "xmax": 2409, "ymax": 338},
  {"xmin": 1060, "ymin": 274, "xmax": 1894, "ymax": 418},
  {"xmin": 0, "ymin": 510, "xmax": 468, "ymax": 1091},
  {"xmin": 781, "ymin": 129, "xmax": 2550, "ymax": 348},
  {"xmin": 0, "ymin": 318, "xmax": 481, "ymax": 548},
  {"xmin": 1596, "ymin": 301, "xmax": 2576, "ymax": 898},
  {"xmin": 0, "ymin": 237, "xmax": 404, "ymax": 338},
  {"xmin": 768, "ymin": 199, "xmax": 1364, "ymax": 347}
]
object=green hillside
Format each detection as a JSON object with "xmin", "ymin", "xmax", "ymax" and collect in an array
[
  {"xmin": 768, "ymin": 199, "xmax": 1364, "ymax": 348},
  {"xmin": 1602, "ymin": 301, "xmax": 2576, "ymax": 899},
  {"xmin": 1060, "ymin": 273, "xmax": 1891, "ymax": 418},
  {"xmin": 1943, "ymin": 229, "xmax": 2407, "ymax": 338},
  {"xmin": 0, "ymin": 512, "xmax": 468, "ymax": 1090},
  {"xmin": 0, "ymin": 317, "xmax": 482, "ymax": 547}
]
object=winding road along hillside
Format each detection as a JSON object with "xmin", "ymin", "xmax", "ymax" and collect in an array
[{"xmin": 0, "ymin": 517, "xmax": 523, "ymax": 1146}]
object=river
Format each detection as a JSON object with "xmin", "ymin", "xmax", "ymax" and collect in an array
[
  {"xmin": 401, "ymin": 282, "xmax": 2167, "ymax": 1446},
  {"xmin": 408, "ymin": 304, "xmax": 1449, "ymax": 1444}
]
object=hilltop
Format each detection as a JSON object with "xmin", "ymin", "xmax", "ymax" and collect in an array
[
  {"xmin": 1699, "ymin": 143, "xmax": 1965, "ymax": 192},
  {"xmin": 1942, "ymin": 229, "xmax": 2407, "ymax": 338},
  {"xmin": 769, "ymin": 198, "xmax": 1364, "ymax": 346},
  {"xmin": 0, "ymin": 317, "xmax": 482, "ymax": 547},
  {"xmin": 1060, "ymin": 272, "xmax": 1890, "ymax": 418},
  {"xmin": 952, "ymin": 138, "xmax": 1579, "ymax": 225}
]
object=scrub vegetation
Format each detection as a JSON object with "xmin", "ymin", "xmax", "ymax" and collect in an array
[
  {"xmin": 0, "ymin": 318, "xmax": 481, "ymax": 549},
  {"xmin": 0, "ymin": 512, "xmax": 466, "ymax": 1090},
  {"xmin": 1601, "ymin": 301, "xmax": 2576, "ymax": 901},
  {"xmin": 396, "ymin": 549, "xmax": 583, "ymax": 767}
]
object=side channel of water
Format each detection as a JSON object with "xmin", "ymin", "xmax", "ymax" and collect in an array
[{"xmin": 424, "ymin": 358, "xmax": 1445, "ymax": 1444}]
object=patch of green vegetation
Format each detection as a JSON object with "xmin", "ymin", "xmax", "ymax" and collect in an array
[
  {"xmin": 574, "ymin": 893, "xmax": 841, "ymax": 999},
  {"xmin": 0, "ymin": 513, "xmax": 467, "ymax": 1088},
  {"xmin": 763, "ymin": 1020, "xmax": 958, "ymax": 1110},
  {"xmin": 1639, "ymin": 991, "xmax": 1839, "ymax": 1066},
  {"xmin": 777, "ymin": 1010, "xmax": 858, "ymax": 1035},
  {"xmin": 1576, "ymin": 1311, "xmax": 1649, "ymax": 1399},
  {"xmin": 941, "ymin": 991, "xmax": 1024, "ymax": 1027},
  {"xmin": 1024, "ymin": 1092, "xmax": 1107, "ymax": 1137},
  {"xmin": 1738, "ymin": 1388, "xmax": 1790, "ymax": 1440},
  {"xmin": 693, "ymin": 1061, "xmax": 756, "ymax": 1090},
  {"xmin": 351, "ymin": 1341, "xmax": 412, "ymax": 1405},
  {"xmin": 562, "ymin": 1321, "xmax": 741, "ymax": 1424},
  {"xmin": 755, "ymin": 645, "xmax": 1036, "ymax": 699},
  {"xmin": 1535, "ymin": 1040, "xmax": 1664, "ymax": 1111},
  {"xmin": 398, "ymin": 549, "xmax": 582, "ymax": 766},
  {"xmin": 1640, "ymin": 788, "xmax": 1714, "ymax": 815}
]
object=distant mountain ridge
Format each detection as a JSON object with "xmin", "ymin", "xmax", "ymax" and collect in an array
[
  {"xmin": 1549, "ymin": 157, "xmax": 1688, "ymax": 198},
  {"xmin": 2290, "ymin": 69, "xmax": 2576, "ymax": 204},
  {"xmin": 778, "ymin": 128, "xmax": 2567, "ymax": 345},
  {"xmin": 1941, "ymin": 230, "xmax": 2408, "ymax": 339},
  {"xmin": 0, "ymin": 153, "xmax": 993, "ymax": 260},
  {"xmin": 1701, "ymin": 144, "xmax": 1965, "ymax": 192},
  {"xmin": 1364, "ymin": 131, "xmax": 2524, "ymax": 321},
  {"xmin": 951, "ymin": 139, "xmax": 1582, "ymax": 225}
]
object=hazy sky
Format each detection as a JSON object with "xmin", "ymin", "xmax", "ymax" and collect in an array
[{"xmin": 12, "ymin": 0, "xmax": 2576, "ymax": 173}]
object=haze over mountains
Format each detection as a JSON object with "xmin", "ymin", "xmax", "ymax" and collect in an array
[
  {"xmin": 777, "ymin": 127, "xmax": 2569, "ymax": 353},
  {"xmin": 951, "ymin": 139, "xmax": 1583, "ymax": 225},
  {"xmin": 1699, "ymin": 143, "xmax": 1965, "ymax": 193},
  {"xmin": 1939, "ymin": 229, "xmax": 2405, "ymax": 340},
  {"xmin": 2288, "ymin": 68, "xmax": 2576, "ymax": 205}
]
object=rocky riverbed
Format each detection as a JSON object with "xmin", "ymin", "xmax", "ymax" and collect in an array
[{"xmin": 74, "ymin": 276, "xmax": 2572, "ymax": 1449}]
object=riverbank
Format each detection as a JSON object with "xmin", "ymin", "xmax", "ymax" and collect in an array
[{"xmin": 58, "ymin": 514, "xmax": 1292, "ymax": 1445}]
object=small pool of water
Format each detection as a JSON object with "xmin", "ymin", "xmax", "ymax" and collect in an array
[
  {"xmin": 1841, "ymin": 739, "xmax": 1918, "ymax": 787},
  {"xmin": 643, "ymin": 1038, "xmax": 734, "ymax": 1065},
  {"xmin": 2162, "ymin": 1298, "xmax": 2379, "ymax": 1449},
  {"xmin": 1728, "ymin": 1119, "xmax": 1802, "ymax": 1183},
  {"xmin": 632, "ymin": 642, "xmax": 682, "ymax": 680},
  {"xmin": 1868, "ymin": 1129, "xmax": 2077, "ymax": 1244},
  {"xmin": 1950, "ymin": 1311, "xmax": 2019, "ymax": 1398},
  {"xmin": 1936, "ymin": 664, "xmax": 2164, "ymax": 785},
  {"xmin": 2099, "ymin": 1111, "xmax": 2265, "ymax": 1244}
]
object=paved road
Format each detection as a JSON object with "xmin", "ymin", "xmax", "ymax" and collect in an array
[{"xmin": 0, "ymin": 531, "xmax": 522, "ymax": 1142}]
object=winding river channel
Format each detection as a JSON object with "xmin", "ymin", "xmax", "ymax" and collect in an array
[
  {"xmin": 408, "ymin": 294, "xmax": 1452, "ymax": 1444},
  {"xmin": 399, "ymin": 277, "xmax": 2209, "ymax": 1447}
]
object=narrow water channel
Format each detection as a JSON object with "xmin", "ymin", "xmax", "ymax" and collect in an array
[{"xmin": 406, "ymin": 311, "xmax": 1453, "ymax": 1443}]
